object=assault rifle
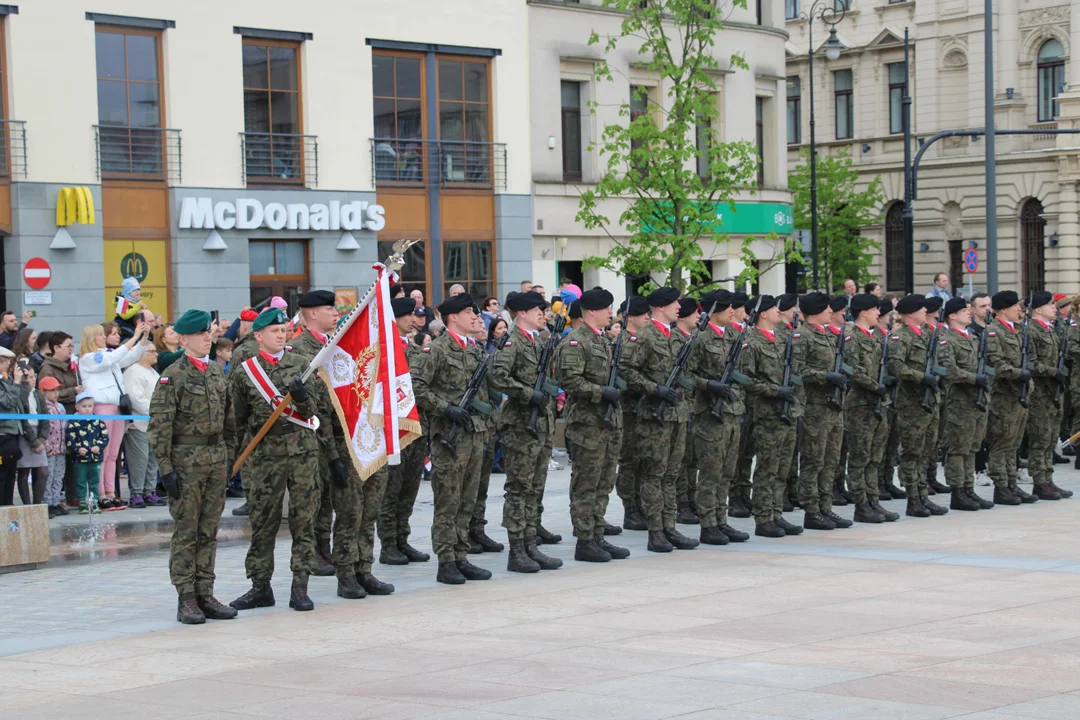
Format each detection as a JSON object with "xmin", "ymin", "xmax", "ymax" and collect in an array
[
  {"xmin": 919, "ymin": 306, "xmax": 949, "ymax": 413},
  {"xmin": 779, "ymin": 314, "xmax": 801, "ymax": 426},
  {"xmin": 709, "ymin": 296, "xmax": 763, "ymax": 420},
  {"xmin": 441, "ymin": 322, "xmax": 514, "ymax": 449},
  {"xmin": 651, "ymin": 301, "xmax": 718, "ymax": 419},
  {"xmin": 828, "ymin": 295, "xmax": 855, "ymax": 410},
  {"xmin": 525, "ymin": 311, "xmax": 567, "ymax": 438},
  {"xmin": 974, "ymin": 320, "xmax": 995, "ymax": 411},
  {"xmin": 602, "ymin": 328, "xmax": 627, "ymax": 425},
  {"xmin": 1053, "ymin": 311, "xmax": 1072, "ymax": 410},
  {"xmin": 1019, "ymin": 298, "xmax": 1034, "ymax": 409}
]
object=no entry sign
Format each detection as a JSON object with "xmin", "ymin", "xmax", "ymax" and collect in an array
[{"xmin": 23, "ymin": 257, "xmax": 51, "ymax": 290}]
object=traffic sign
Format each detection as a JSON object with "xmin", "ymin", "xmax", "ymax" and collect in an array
[
  {"xmin": 963, "ymin": 248, "xmax": 978, "ymax": 274},
  {"xmin": 23, "ymin": 257, "xmax": 51, "ymax": 290}
]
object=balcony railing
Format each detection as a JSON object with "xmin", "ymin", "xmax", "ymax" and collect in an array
[
  {"xmin": 241, "ymin": 132, "xmax": 318, "ymax": 187},
  {"xmin": 94, "ymin": 125, "xmax": 182, "ymax": 183},
  {"xmin": 0, "ymin": 120, "xmax": 27, "ymax": 179},
  {"xmin": 371, "ymin": 138, "xmax": 507, "ymax": 190}
]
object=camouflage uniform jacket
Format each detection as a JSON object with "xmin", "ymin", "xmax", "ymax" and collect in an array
[
  {"xmin": 737, "ymin": 327, "xmax": 792, "ymax": 424},
  {"xmin": 287, "ymin": 329, "xmax": 351, "ymax": 461},
  {"xmin": 621, "ymin": 319, "xmax": 689, "ymax": 423},
  {"xmin": 412, "ymin": 331, "xmax": 491, "ymax": 438},
  {"xmin": 685, "ymin": 322, "xmax": 744, "ymax": 421},
  {"xmin": 489, "ymin": 325, "xmax": 554, "ymax": 436},
  {"xmin": 986, "ymin": 317, "xmax": 1026, "ymax": 399},
  {"xmin": 796, "ymin": 322, "xmax": 839, "ymax": 407},
  {"xmin": 887, "ymin": 323, "xmax": 932, "ymax": 409},
  {"xmin": 1028, "ymin": 317, "xmax": 1060, "ymax": 403},
  {"xmin": 940, "ymin": 326, "xmax": 979, "ymax": 406},
  {"xmin": 554, "ymin": 322, "xmax": 622, "ymax": 430},
  {"xmin": 845, "ymin": 326, "xmax": 886, "ymax": 411},
  {"xmin": 149, "ymin": 355, "xmax": 236, "ymax": 476},
  {"xmin": 619, "ymin": 328, "xmax": 642, "ymax": 408},
  {"xmin": 230, "ymin": 332, "xmax": 258, "ymax": 367},
  {"xmin": 776, "ymin": 322, "xmax": 803, "ymax": 419}
]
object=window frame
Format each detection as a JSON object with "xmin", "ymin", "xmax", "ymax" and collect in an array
[
  {"xmin": 887, "ymin": 62, "xmax": 905, "ymax": 135},
  {"xmin": 441, "ymin": 238, "xmax": 496, "ymax": 301},
  {"xmin": 372, "ymin": 50, "xmax": 428, "ymax": 186},
  {"xmin": 434, "ymin": 54, "xmax": 494, "ymax": 187},
  {"xmin": 241, "ymin": 37, "xmax": 305, "ymax": 186},
  {"xmin": 1036, "ymin": 42, "xmax": 1065, "ymax": 122},
  {"xmin": 755, "ymin": 96, "xmax": 766, "ymax": 188},
  {"xmin": 561, "ymin": 80, "xmax": 583, "ymax": 182},
  {"xmin": 629, "ymin": 84, "xmax": 653, "ymax": 175},
  {"xmin": 785, "ymin": 0, "xmax": 798, "ymax": 20},
  {"xmin": 884, "ymin": 201, "xmax": 906, "ymax": 292},
  {"xmin": 834, "ymin": 69, "xmax": 854, "ymax": 140},
  {"xmin": 786, "ymin": 76, "xmax": 801, "ymax": 145},
  {"xmin": 248, "ymin": 239, "xmax": 311, "ymax": 316}
]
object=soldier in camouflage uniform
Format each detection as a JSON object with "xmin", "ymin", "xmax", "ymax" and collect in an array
[
  {"xmin": 775, "ymin": 294, "xmax": 801, "ymax": 511},
  {"xmin": 1027, "ymin": 291, "xmax": 1070, "ymax": 500},
  {"xmin": 736, "ymin": 295, "xmax": 804, "ymax": 538},
  {"xmin": 938, "ymin": 297, "xmax": 994, "ymax": 511},
  {"xmin": 921, "ymin": 296, "xmax": 953, "ymax": 496},
  {"xmin": 672, "ymin": 298, "xmax": 703, "ymax": 525},
  {"xmin": 488, "ymin": 291, "xmax": 565, "ymax": 573},
  {"xmin": 412, "ymin": 293, "xmax": 495, "ymax": 585},
  {"xmin": 793, "ymin": 292, "xmax": 852, "ymax": 531},
  {"xmin": 875, "ymin": 299, "xmax": 906, "ymax": 501},
  {"xmin": 468, "ymin": 310, "xmax": 506, "ymax": 556},
  {"xmin": 843, "ymin": 294, "xmax": 898, "ymax": 523},
  {"xmin": 985, "ymin": 291, "xmax": 1036, "ymax": 505},
  {"xmin": 621, "ymin": 286, "xmax": 699, "ymax": 553},
  {"xmin": 378, "ymin": 297, "xmax": 432, "ymax": 566},
  {"xmin": 228, "ymin": 309, "xmax": 338, "ymax": 612},
  {"xmin": 616, "ymin": 296, "xmax": 650, "ymax": 530},
  {"xmin": 827, "ymin": 297, "xmax": 856, "ymax": 507},
  {"xmin": 887, "ymin": 295, "xmax": 948, "ymax": 517},
  {"xmin": 228, "ymin": 312, "xmax": 260, "ymax": 517},
  {"xmin": 554, "ymin": 288, "xmax": 629, "ymax": 562},
  {"xmin": 684, "ymin": 289, "xmax": 751, "ymax": 546},
  {"xmin": 730, "ymin": 292, "xmax": 755, "ymax": 518},
  {"xmin": 150, "ymin": 309, "xmax": 238, "ymax": 625}
]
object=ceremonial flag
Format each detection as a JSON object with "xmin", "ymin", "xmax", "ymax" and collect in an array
[{"xmin": 308, "ymin": 264, "xmax": 422, "ymax": 480}]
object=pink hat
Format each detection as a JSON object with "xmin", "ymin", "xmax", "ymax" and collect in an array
[{"xmin": 270, "ymin": 296, "xmax": 288, "ymax": 310}]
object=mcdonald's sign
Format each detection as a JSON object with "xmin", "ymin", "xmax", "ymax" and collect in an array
[
  {"xmin": 55, "ymin": 187, "xmax": 96, "ymax": 226},
  {"xmin": 120, "ymin": 252, "xmax": 149, "ymax": 283}
]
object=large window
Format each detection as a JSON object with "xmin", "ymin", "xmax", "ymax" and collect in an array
[
  {"xmin": 438, "ymin": 59, "xmax": 490, "ymax": 183},
  {"xmin": 1021, "ymin": 199, "xmax": 1046, "ymax": 297},
  {"xmin": 884, "ymin": 202, "xmax": 906, "ymax": 292},
  {"xmin": 561, "ymin": 81, "xmax": 582, "ymax": 181},
  {"xmin": 834, "ymin": 69, "xmax": 854, "ymax": 140},
  {"xmin": 443, "ymin": 240, "xmax": 493, "ymax": 300},
  {"xmin": 249, "ymin": 240, "xmax": 309, "ymax": 315},
  {"xmin": 786, "ymin": 76, "xmax": 801, "ymax": 144},
  {"xmin": 755, "ymin": 97, "xmax": 765, "ymax": 187},
  {"xmin": 887, "ymin": 62, "xmax": 906, "ymax": 134},
  {"xmin": 1037, "ymin": 40, "xmax": 1065, "ymax": 122},
  {"xmin": 373, "ymin": 53, "xmax": 424, "ymax": 183},
  {"xmin": 786, "ymin": 0, "xmax": 798, "ymax": 19},
  {"xmin": 242, "ymin": 40, "xmax": 303, "ymax": 184},
  {"xmin": 378, "ymin": 240, "xmax": 427, "ymax": 301},
  {"xmin": 95, "ymin": 27, "xmax": 163, "ymax": 176}
]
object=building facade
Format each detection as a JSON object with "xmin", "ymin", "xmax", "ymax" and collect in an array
[{"xmin": 785, "ymin": 0, "xmax": 1080, "ymax": 296}]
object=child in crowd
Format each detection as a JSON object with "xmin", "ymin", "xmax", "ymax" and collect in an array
[
  {"xmin": 40, "ymin": 376, "xmax": 68, "ymax": 518},
  {"xmin": 215, "ymin": 337, "xmax": 233, "ymax": 373},
  {"xmin": 66, "ymin": 391, "xmax": 108, "ymax": 514}
]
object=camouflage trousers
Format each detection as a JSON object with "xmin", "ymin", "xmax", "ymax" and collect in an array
[
  {"xmin": 897, "ymin": 399, "xmax": 934, "ymax": 495},
  {"xmin": 678, "ymin": 421, "xmax": 698, "ymax": 508},
  {"xmin": 168, "ymin": 446, "xmax": 228, "ymax": 595},
  {"xmin": 734, "ymin": 417, "xmax": 755, "ymax": 503},
  {"xmin": 615, "ymin": 404, "xmax": 642, "ymax": 513},
  {"xmin": 693, "ymin": 415, "xmax": 739, "ymax": 528},
  {"xmin": 315, "ymin": 460, "xmax": 333, "ymax": 546},
  {"xmin": 844, "ymin": 405, "xmax": 885, "ymax": 504},
  {"xmin": 942, "ymin": 400, "xmax": 988, "ymax": 489},
  {"xmin": 878, "ymin": 408, "xmax": 901, "ymax": 488},
  {"xmin": 636, "ymin": 417, "xmax": 686, "ymax": 531},
  {"xmin": 785, "ymin": 420, "xmax": 802, "ymax": 501},
  {"xmin": 472, "ymin": 430, "xmax": 496, "ymax": 529},
  {"xmin": 1028, "ymin": 389, "xmax": 1062, "ymax": 487},
  {"xmin": 798, "ymin": 403, "xmax": 843, "ymax": 513},
  {"xmin": 352, "ymin": 468, "xmax": 387, "ymax": 574},
  {"xmin": 926, "ymin": 400, "xmax": 946, "ymax": 477},
  {"xmin": 751, "ymin": 417, "xmax": 796, "ymax": 524},
  {"xmin": 430, "ymin": 430, "xmax": 483, "ymax": 563},
  {"xmin": 378, "ymin": 439, "xmax": 425, "ymax": 546},
  {"xmin": 501, "ymin": 426, "xmax": 553, "ymax": 540},
  {"xmin": 245, "ymin": 449, "xmax": 319, "ymax": 582},
  {"xmin": 834, "ymin": 429, "xmax": 849, "ymax": 487},
  {"xmin": 567, "ymin": 421, "xmax": 621, "ymax": 539},
  {"xmin": 329, "ymin": 460, "xmax": 361, "ymax": 574},
  {"xmin": 986, "ymin": 393, "xmax": 1027, "ymax": 489}
]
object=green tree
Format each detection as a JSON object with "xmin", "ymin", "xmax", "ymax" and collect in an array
[
  {"xmin": 789, "ymin": 147, "xmax": 885, "ymax": 292},
  {"xmin": 576, "ymin": 0, "xmax": 799, "ymax": 295}
]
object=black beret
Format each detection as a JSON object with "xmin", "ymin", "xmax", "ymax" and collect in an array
[
  {"xmin": 991, "ymin": 290, "xmax": 1020, "ymax": 311},
  {"xmin": 298, "ymin": 289, "xmax": 336, "ymax": 308},
  {"xmin": 392, "ymin": 297, "xmax": 417, "ymax": 318},
  {"xmin": 569, "ymin": 300, "xmax": 582, "ymax": 319},
  {"xmin": 943, "ymin": 297, "xmax": 968, "ymax": 317},
  {"xmin": 647, "ymin": 286, "xmax": 680, "ymax": 307},
  {"xmin": 878, "ymin": 298, "xmax": 895, "ymax": 314},
  {"xmin": 506, "ymin": 291, "xmax": 547, "ymax": 312},
  {"xmin": 438, "ymin": 293, "xmax": 475, "ymax": 316},
  {"xmin": 579, "ymin": 288, "xmax": 614, "ymax": 311},
  {"xmin": 388, "ymin": 282, "xmax": 402, "ymax": 298},
  {"xmin": 1030, "ymin": 290, "xmax": 1053, "ymax": 311},
  {"xmin": 625, "ymin": 296, "xmax": 650, "ymax": 317},
  {"xmin": 829, "ymin": 296, "xmax": 849, "ymax": 313},
  {"xmin": 896, "ymin": 294, "xmax": 927, "ymax": 314},
  {"xmin": 678, "ymin": 298, "xmax": 700, "ymax": 318},
  {"xmin": 851, "ymin": 293, "xmax": 878, "ymax": 314},
  {"xmin": 750, "ymin": 294, "xmax": 776, "ymax": 313},
  {"xmin": 800, "ymin": 291, "xmax": 830, "ymax": 316},
  {"xmin": 731, "ymin": 291, "xmax": 749, "ymax": 309},
  {"xmin": 777, "ymin": 293, "xmax": 798, "ymax": 312},
  {"xmin": 923, "ymin": 296, "xmax": 944, "ymax": 313},
  {"xmin": 701, "ymin": 289, "xmax": 732, "ymax": 312}
]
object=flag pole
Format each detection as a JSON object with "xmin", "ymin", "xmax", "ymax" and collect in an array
[{"xmin": 231, "ymin": 239, "xmax": 418, "ymax": 477}]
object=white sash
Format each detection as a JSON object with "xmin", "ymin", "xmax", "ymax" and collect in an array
[{"xmin": 241, "ymin": 357, "xmax": 319, "ymax": 431}]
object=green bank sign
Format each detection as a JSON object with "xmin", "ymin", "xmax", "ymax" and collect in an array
[{"xmin": 644, "ymin": 201, "xmax": 794, "ymax": 235}]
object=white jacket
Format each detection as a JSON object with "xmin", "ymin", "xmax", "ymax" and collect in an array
[
  {"xmin": 122, "ymin": 362, "xmax": 159, "ymax": 432},
  {"xmin": 78, "ymin": 344, "xmax": 146, "ymax": 407}
]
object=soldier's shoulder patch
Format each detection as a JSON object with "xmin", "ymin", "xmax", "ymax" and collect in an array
[
  {"xmin": 422, "ymin": 346, "xmax": 431, "ymax": 353},
  {"xmin": 793, "ymin": 333, "xmax": 801, "ymax": 338},
  {"xmin": 742, "ymin": 343, "xmax": 749, "ymax": 349},
  {"xmin": 285, "ymin": 345, "xmax": 293, "ymax": 352},
  {"xmin": 890, "ymin": 335, "xmax": 900, "ymax": 341},
  {"xmin": 988, "ymin": 331, "xmax": 996, "ymax": 337},
  {"xmin": 940, "ymin": 339, "xmax": 948, "ymax": 345},
  {"xmin": 159, "ymin": 377, "xmax": 170, "ymax": 384},
  {"xmin": 569, "ymin": 340, "xmax": 579, "ymax": 346},
  {"xmin": 844, "ymin": 335, "xmax": 853, "ymax": 342},
  {"xmin": 628, "ymin": 336, "xmax": 636, "ymax": 342},
  {"xmin": 504, "ymin": 340, "xmax": 511, "ymax": 346}
]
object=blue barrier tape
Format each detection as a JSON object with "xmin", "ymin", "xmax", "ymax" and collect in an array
[{"xmin": 0, "ymin": 413, "xmax": 150, "ymax": 421}]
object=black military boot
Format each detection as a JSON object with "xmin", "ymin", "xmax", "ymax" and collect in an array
[
  {"xmin": 470, "ymin": 526, "xmax": 505, "ymax": 553},
  {"xmin": 966, "ymin": 487, "xmax": 994, "ymax": 509},
  {"xmin": 776, "ymin": 516, "xmax": 804, "ymax": 535},
  {"xmin": 358, "ymin": 572, "xmax": 395, "ymax": 595},
  {"xmin": 1033, "ymin": 483, "xmax": 1062, "ymax": 501},
  {"xmin": 838, "ymin": 480, "xmax": 856, "ymax": 505},
  {"xmin": 869, "ymin": 497, "xmax": 900, "ymax": 522},
  {"xmin": 1049, "ymin": 481, "xmax": 1073, "ymax": 499},
  {"xmin": 788, "ymin": 490, "xmax": 802, "ymax": 510},
  {"xmin": 177, "ymin": 593, "xmax": 206, "ymax": 625},
  {"xmin": 823, "ymin": 509, "xmax": 853, "ymax": 528},
  {"xmin": 595, "ymin": 534, "xmax": 630, "ymax": 560},
  {"xmin": 231, "ymin": 501, "xmax": 249, "ymax": 516},
  {"xmin": 921, "ymin": 495, "xmax": 949, "ymax": 515},
  {"xmin": 676, "ymin": 504, "xmax": 700, "ymax": 524},
  {"xmin": 336, "ymin": 573, "xmax": 367, "ymax": 599},
  {"xmin": 700, "ymin": 526, "xmax": 730, "ymax": 546},
  {"xmin": 886, "ymin": 479, "xmax": 907, "ymax": 499},
  {"xmin": 1075, "ymin": 454, "xmax": 1080, "ymax": 471},
  {"xmin": 647, "ymin": 530, "xmax": 674, "ymax": 553},
  {"xmin": 622, "ymin": 506, "xmax": 648, "ymax": 531},
  {"xmin": 507, "ymin": 538, "xmax": 541, "ymax": 573},
  {"xmin": 230, "ymin": 581, "xmax": 275, "ymax": 610},
  {"xmin": 380, "ymin": 544, "xmax": 410, "ymax": 565},
  {"xmin": 537, "ymin": 525, "xmax": 563, "ymax": 544},
  {"xmin": 313, "ymin": 540, "xmax": 335, "ymax": 576},
  {"xmin": 831, "ymin": 482, "xmax": 849, "ymax": 507},
  {"xmin": 664, "ymin": 527, "xmax": 700, "ymax": 550},
  {"xmin": 803, "ymin": 511, "xmax": 836, "ymax": 531},
  {"xmin": 455, "ymin": 560, "xmax": 492, "ymax": 580},
  {"xmin": 1010, "ymin": 481, "xmax": 1038, "ymax": 504},
  {"xmin": 289, "ymin": 577, "xmax": 314, "ymax": 611},
  {"xmin": 526, "ymin": 537, "xmax": 565, "ymax": 568},
  {"xmin": 994, "ymin": 485, "xmax": 1021, "ymax": 505},
  {"xmin": 574, "ymin": 538, "xmax": 611, "ymax": 562},
  {"xmin": 906, "ymin": 495, "xmax": 931, "ymax": 517},
  {"xmin": 603, "ymin": 521, "xmax": 623, "ymax": 536},
  {"xmin": 728, "ymin": 495, "xmax": 751, "ymax": 518},
  {"xmin": 754, "ymin": 521, "xmax": 785, "ymax": 538},
  {"xmin": 950, "ymin": 488, "xmax": 980, "ymax": 511},
  {"xmin": 853, "ymin": 502, "xmax": 885, "ymax": 523},
  {"xmin": 437, "ymin": 561, "xmax": 466, "ymax": 584},
  {"xmin": 399, "ymin": 539, "xmax": 430, "ymax": 562},
  {"xmin": 197, "ymin": 594, "xmax": 238, "ymax": 620},
  {"xmin": 719, "ymin": 523, "xmax": 750, "ymax": 542},
  {"xmin": 878, "ymin": 475, "xmax": 892, "ymax": 502},
  {"xmin": 928, "ymin": 476, "xmax": 951, "ymax": 495}
]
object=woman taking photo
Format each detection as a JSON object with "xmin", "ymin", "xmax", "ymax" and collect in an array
[{"xmin": 0, "ymin": 347, "xmax": 32, "ymax": 506}]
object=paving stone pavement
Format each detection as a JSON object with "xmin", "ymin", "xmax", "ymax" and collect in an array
[{"xmin": 3, "ymin": 460, "xmax": 1080, "ymax": 719}]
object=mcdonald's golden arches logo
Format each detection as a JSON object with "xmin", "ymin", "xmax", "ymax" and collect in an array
[{"xmin": 56, "ymin": 187, "xmax": 96, "ymax": 227}]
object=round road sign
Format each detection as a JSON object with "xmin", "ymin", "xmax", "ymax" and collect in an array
[
  {"xmin": 23, "ymin": 257, "xmax": 51, "ymax": 290},
  {"xmin": 963, "ymin": 248, "xmax": 978, "ymax": 274}
]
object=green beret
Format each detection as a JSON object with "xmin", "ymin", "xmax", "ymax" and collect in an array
[
  {"xmin": 253, "ymin": 308, "xmax": 288, "ymax": 332},
  {"xmin": 174, "ymin": 309, "xmax": 211, "ymax": 335}
]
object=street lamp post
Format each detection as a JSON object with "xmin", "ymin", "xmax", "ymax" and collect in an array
[{"xmin": 801, "ymin": 0, "xmax": 847, "ymax": 291}]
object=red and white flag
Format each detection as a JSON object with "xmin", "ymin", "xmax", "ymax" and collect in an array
[{"xmin": 308, "ymin": 265, "xmax": 421, "ymax": 480}]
